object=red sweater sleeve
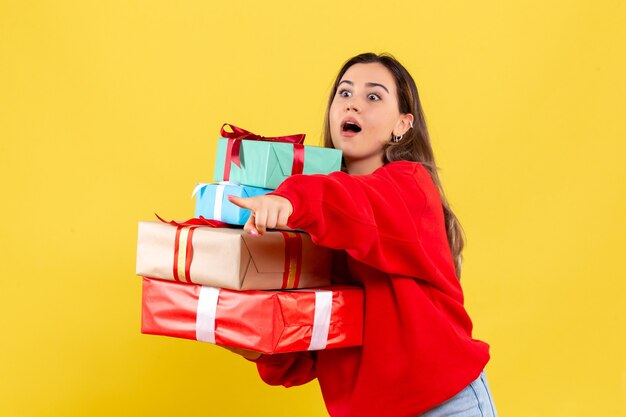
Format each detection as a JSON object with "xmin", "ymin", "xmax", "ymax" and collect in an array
[
  {"xmin": 271, "ymin": 162, "xmax": 454, "ymax": 282},
  {"xmin": 252, "ymin": 352, "xmax": 317, "ymax": 387}
]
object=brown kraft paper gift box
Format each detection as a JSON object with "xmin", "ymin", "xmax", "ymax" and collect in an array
[{"xmin": 136, "ymin": 221, "xmax": 331, "ymax": 290}]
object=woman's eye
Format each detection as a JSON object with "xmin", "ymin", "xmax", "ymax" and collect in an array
[
  {"xmin": 367, "ymin": 93, "xmax": 381, "ymax": 101},
  {"xmin": 339, "ymin": 89, "xmax": 352, "ymax": 98}
]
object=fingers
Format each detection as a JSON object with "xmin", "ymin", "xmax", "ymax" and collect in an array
[
  {"xmin": 227, "ymin": 195, "xmax": 253, "ymax": 210},
  {"xmin": 277, "ymin": 209, "xmax": 290, "ymax": 229},
  {"xmin": 255, "ymin": 207, "xmax": 268, "ymax": 235},
  {"xmin": 223, "ymin": 346, "xmax": 262, "ymax": 360},
  {"xmin": 229, "ymin": 194, "xmax": 292, "ymax": 236},
  {"xmin": 243, "ymin": 213, "xmax": 259, "ymax": 236},
  {"xmin": 266, "ymin": 208, "xmax": 278, "ymax": 230},
  {"xmin": 231, "ymin": 195, "xmax": 260, "ymax": 235}
]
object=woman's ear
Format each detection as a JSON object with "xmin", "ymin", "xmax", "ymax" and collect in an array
[{"xmin": 394, "ymin": 113, "xmax": 415, "ymax": 137}]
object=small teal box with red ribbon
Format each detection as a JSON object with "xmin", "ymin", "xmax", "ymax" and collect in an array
[{"xmin": 213, "ymin": 124, "xmax": 343, "ymax": 190}]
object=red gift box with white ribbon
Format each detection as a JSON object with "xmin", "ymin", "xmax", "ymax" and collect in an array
[{"xmin": 141, "ymin": 277, "xmax": 364, "ymax": 354}]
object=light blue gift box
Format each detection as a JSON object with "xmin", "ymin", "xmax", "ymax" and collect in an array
[
  {"xmin": 193, "ymin": 182, "xmax": 272, "ymax": 226},
  {"xmin": 213, "ymin": 138, "xmax": 343, "ymax": 190}
]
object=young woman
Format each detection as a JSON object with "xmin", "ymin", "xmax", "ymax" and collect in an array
[{"xmin": 228, "ymin": 53, "xmax": 497, "ymax": 417}]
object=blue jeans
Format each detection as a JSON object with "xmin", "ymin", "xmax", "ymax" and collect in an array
[{"xmin": 418, "ymin": 371, "xmax": 498, "ymax": 417}]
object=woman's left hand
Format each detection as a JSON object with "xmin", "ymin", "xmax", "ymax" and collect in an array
[
  {"xmin": 228, "ymin": 194, "xmax": 293, "ymax": 236},
  {"xmin": 222, "ymin": 346, "xmax": 263, "ymax": 361}
]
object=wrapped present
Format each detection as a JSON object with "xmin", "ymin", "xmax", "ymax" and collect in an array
[
  {"xmin": 193, "ymin": 182, "xmax": 271, "ymax": 226},
  {"xmin": 141, "ymin": 277, "xmax": 364, "ymax": 354},
  {"xmin": 136, "ymin": 220, "xmax": 331, "ymax": 290},
  {"xmin": 213, "ymin": 124, "xmax": 342, "ymax": 190}
]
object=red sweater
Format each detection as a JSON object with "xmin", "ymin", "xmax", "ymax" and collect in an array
[{"xmin": 256, "ymin": 161, "xmax": 490, "ymax": 417}]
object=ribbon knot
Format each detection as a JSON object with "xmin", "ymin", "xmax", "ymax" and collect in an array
[
  {"xmin": 220, "ymin": 123, "xmax": 306, "ymax": 182},
  {"xmin": 220, "ymin": 123, "xmax": 305, "ymax": 144}
]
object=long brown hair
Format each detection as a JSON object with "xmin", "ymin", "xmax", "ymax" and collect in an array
[{"xmin": 323, "ymin": 52, "xmax": 465, "ymax": 279}]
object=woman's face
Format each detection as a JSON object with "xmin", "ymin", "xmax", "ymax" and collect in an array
[{"xmin": 329, "ymin": 63, "xmax": 408, "ymax": 169}]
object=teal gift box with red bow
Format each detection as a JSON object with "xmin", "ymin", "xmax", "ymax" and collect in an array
[{"xmin": 213, "ymin": 124, "xmax": 343, "ymax": 190}]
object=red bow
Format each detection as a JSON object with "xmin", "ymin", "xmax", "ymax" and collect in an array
[
  {"xmin": 220, "ymin": 123, "xmax": 305, "ymax": 145},
  {"xmin": 155, "ymin": 213, "xmax": 231, "ymax": 228},
  {"xmin": 220, "ymin": 123, "xmax": 306, "ymax": 182}
]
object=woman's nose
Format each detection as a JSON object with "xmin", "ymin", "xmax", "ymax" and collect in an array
[{"xmin": 346, "ymin": 101, "xmax": 360, "ymax": 112}]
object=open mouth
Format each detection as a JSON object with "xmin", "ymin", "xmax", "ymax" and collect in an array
[{"xmin": 342, "ymin": 121, "xmax": 362, "ymax": 133}]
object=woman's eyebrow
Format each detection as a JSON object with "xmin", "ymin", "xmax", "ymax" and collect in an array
[
  {"xmin": 338, "ymin": 80, "xmax": 389, "ymax": 94},
  {"xmin": 366, "ymin": 82, "xmax": 389, "ymax": 94}
]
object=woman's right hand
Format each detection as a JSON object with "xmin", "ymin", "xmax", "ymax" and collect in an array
[{"xmin": 227, "ymin": 194, "xmax": 293, "ymax": 236}]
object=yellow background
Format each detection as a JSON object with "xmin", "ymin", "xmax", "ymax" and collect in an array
[{"xmin": 1, "ymin": 0, "xmax": 624, "ymax": 416}]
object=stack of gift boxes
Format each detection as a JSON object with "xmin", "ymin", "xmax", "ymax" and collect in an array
[{"xmin": 135, "ymin": 124, "xmax": 364, "ymax": 355}]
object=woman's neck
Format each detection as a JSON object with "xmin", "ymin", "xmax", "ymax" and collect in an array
[{"xmin": 344, "ymin": 156, "xmax": 385, "ymax": 176}]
